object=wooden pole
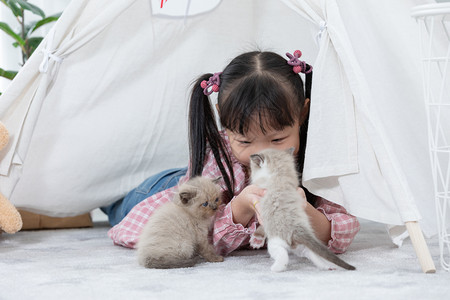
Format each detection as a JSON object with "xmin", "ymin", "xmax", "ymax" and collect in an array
[{"xmin": 405, "ymin": 221, "xmax": 436, "ymax": 273}]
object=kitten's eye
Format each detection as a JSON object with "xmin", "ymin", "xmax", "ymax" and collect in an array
[
  {"xmin": 202, "ymin": 202, "xmax": 208, "ymax": 207},
  {"xmin": 215, "ymin": 198, "xmax": 219, "ymax": 203}
]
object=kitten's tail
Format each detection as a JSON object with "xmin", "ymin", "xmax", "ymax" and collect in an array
[
  {"xmin": 293, "ymin": 231, "xmax": 356, "ymax": 271},
  {"xmin": 141, "ymin": 256, "xmax": 200, "ymax": 269}
]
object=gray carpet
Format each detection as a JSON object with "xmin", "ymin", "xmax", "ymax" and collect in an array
[{"xmin": 1, "ymin": 215, "xmax": 449, "ymax": 300}]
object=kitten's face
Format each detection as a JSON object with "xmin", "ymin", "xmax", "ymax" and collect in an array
[
  {"xmin": 250, "ymin": 148, "xmax": 296, "ymax": 184},
  {"xmin": 177, "ymin": 177, "xmax": 222, "ymax": 219}
]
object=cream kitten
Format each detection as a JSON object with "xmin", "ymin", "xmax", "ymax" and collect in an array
[
  {"xmin": 137, "ymin": 176, "xmax": 224, "ymax": 269},
  {"xmin": 249, "ymin": 148, "xmax": 355, "ymax": 272}
]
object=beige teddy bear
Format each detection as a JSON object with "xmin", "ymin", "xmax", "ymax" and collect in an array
[{"xmin": 0, "ymin": 121, "xmax": 22, "ymax": 234}]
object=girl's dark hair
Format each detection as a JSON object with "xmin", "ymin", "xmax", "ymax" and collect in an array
[{"xmin": 188, "ymin": 51, "xmax": 313, "ymax": 203}]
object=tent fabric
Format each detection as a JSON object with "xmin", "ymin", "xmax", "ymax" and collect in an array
[
  {"xmin": 0, "ymin": 0, "xmax": 138, "ymax": 180},
  {"xmin": 282, "ymin": 0, "xmax": 436, "ymax": 235},
  {"xmin": 0, "ymin": 0, "xmax": 316, "ymax": 215},
  {"xmin": 0, "ymin": 0, "xmax": 438, "ymax": 237}
]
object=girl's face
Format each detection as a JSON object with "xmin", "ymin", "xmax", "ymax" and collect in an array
[{"xmin": 226, "ymin": 119, "xmax": 300, "ymax": 167}]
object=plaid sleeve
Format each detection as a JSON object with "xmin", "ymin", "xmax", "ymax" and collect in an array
[
  {"xmin": 212, "ymin": 199, "xmax": 258, "ymax": 256},
  {"xmin": 107, "ymin": 187, "xmax": 176, "ymax": 248},
  {"xmin": 315, "ymin": 197, "xmax": 360, "ymax": 254}
]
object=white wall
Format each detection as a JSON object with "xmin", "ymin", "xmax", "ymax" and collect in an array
[{"xmin": 0, "ymin": 0, "xmax": 70, "ymax": 92}]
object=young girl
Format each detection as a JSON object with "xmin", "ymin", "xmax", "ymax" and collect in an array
[{"xmin": 105, "ymin": 50, "xmax": 360, "ymax": 255}]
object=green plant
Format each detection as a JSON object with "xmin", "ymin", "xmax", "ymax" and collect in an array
[{"xmin": 0, "ymin": 0, "xmax": 61, "ymax": 93}]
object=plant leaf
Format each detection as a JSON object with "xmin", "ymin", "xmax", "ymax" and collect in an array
[
  {"xmin": 16, "ymin": 0, "xmax": 45, "ymax": 18},
  {"xmin": 2, "ymin": 0, "xmax": 23, "ymax": 18},
  {"xmin": 0, "ymin": 21, "xmax": 25, "ymax": 46},
  {"xmin": 27, "ymin": 36, "xmax": 43, "ymax": 56},
  {"xmin": 32, "ymin": 13, "xmax": 61, "ymax": 33},
  {"xmin": 0, "ymin": 67, "xmax": 18, "ymax": 80}
]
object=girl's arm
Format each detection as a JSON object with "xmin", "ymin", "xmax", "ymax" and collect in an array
[
  {"xmin": 212, "ymin": 200, "xmax": 258, "ymax": 255},
  {"xmin": 305, "ymin": 201, "xmax": 332, "ymax": 244},
  {"xmin": 212, "ymin": 187, "xmax": 359, "ymax": 255},
  {"xmin": 295, "ymin": 189, "xmax": 360, "ymax": 253},
  {"xmin": 211, "ymin": 185, "xmax": 264, "ymax": 255},
  {"xmin": 314, "ymin": 197, "xmax": 360, "ymax": 253},
  {"xmin": 297, "ymin": 187, "xmax": 333, "ymax": 245}
]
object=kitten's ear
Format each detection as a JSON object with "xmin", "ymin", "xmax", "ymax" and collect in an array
[
  {"xmin": 285, "ymin": 147, "xmax": 295, "ymax": 155},
  {"xmin": 250, "ymin": 154, "xmax": 264, "ymax": 167},
  {"xmin": 212, "ymin": 176, "xmax": 222, "ymax": 184},
  {"xmin": 179, "ymin": 190, "xmax": 197, "ymax": 204}
]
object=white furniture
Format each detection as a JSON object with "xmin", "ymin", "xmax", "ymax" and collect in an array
[{"xmin": 412, "ymin": 3, "xmax": 450, "ymax": 272}]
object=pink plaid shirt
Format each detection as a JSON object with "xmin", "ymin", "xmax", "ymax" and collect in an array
[{"xmin": 108, "ymin": 132, "xmax": 360, "ymax": 255}]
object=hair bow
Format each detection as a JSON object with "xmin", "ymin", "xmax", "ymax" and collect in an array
[
  {"xmin": 286, "ymin": 50, "xmax": 312, "ymax": 74},
  {"xmin": 201, "ymin": 72, "xmax": 223, "ymax": 95}
]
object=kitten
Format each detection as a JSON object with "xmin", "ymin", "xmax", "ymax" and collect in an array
[
  {"xmin": 137, "ymin": 176, "xmax": 224, "ymax": 269},
  {"xmin": 249, "ymin": 148, "xmax": 355, "ymax": 272}
]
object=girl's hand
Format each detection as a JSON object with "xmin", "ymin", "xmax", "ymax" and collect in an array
[
  {"xmin": 237, "ymin": 185, "xmax": 266, "ymax": 211},
  {"xmin": 231, "ymin": 185, "xmax": 265, "ymax": 226}
]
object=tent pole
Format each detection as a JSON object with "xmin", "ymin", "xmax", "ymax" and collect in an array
[{"xmin": 405, "ymin": 221, "xmax": 436, "ymax": 273}]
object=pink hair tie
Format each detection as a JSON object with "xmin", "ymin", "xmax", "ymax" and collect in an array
[
  {"xmin": 200, "ymin": 72, "xmax": 223, "ymax": 95},
  {"xmin": 286, "ymin": 50, "xmax": 312, "ymax": 74}
]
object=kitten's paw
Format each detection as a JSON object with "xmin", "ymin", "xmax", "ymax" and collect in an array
[
  {"xmin": 270, "ymin": 261, "xmax": 287, "ymax": 272},
  {"xmin": 250, "ymin": 234, "xmax": 265, "ymax": 249}
]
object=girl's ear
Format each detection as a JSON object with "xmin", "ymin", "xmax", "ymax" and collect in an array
[
  {"xmin": 299, "ymin": 98, "xmax": 310, "ymax": 125},
  {"xmin": 250, "ymin": 154, "xmax": 264, "ymax": 167}
]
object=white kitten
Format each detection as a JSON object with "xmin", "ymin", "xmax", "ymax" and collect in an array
[{"xmin": 249, "ymin": 148, "xmax": 355, "ymax": 272}]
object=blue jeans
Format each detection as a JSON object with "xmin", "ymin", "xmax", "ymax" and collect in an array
[{"xmin": 101, "ymin": 167, "xmax": 188, "ymax": 226}]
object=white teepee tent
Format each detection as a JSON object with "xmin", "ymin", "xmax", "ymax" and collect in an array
[{"xmin": 0, "ymin": 0, "xmax": 442, "ymax": 272}]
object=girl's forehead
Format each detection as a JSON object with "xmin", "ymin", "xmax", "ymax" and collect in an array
[
  {"xmin": 221, "ymin": 105, "xmax": 299, "ymax": 137},
  {"xmin": 231, "ymin": 123, "xmax": 295, "ymax": 138}
]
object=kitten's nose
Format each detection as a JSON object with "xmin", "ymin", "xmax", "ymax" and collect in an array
[{"xmin": 210, "ymin": 204, "xmax": 218, "ymax": 210}]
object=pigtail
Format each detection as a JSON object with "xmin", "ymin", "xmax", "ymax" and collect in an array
[
  {"xmin": 304, "ymin": 66, "xmax": 312, "ymax": 100},
  {"xmin": 298, "ymin": 67, "xmax": 312, "ymax": 172},
  {"xmin": 298, "ymin": 67, "xmax": 314, "ymax": 205},
  {"xmin": 188, "ymin": 74, "xmax": 235, "ymax": 202},
  {"xmin": 188, "ymin": 74, "xmax": 211, "ymax": 177}
]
